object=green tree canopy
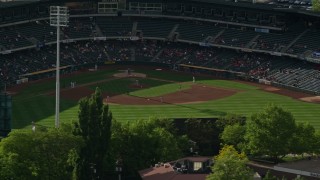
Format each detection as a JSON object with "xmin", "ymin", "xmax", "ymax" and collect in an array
[
  {"xmin": 313, "ymin": 131, "xmax": 320, "ymax": 154},
  {"xmin": 108, "ymin": 118, "xmax": 189, "ymax": 177},
  {"xmin": 290, "ymin": 123, "xmax": 317, "ymax": 155},
  {"xmin": 245, "ymin": 104, "xmax": 297, "ymax": 160},
  {"xmin": 245, "ymin": 104, "xmax": 319, "ymax": 160},
  {"xmin": 221, "ymin": 123, "xmax": 246, "ymax": 150},
  {"xmin": 216, "ymin": 113, "xmax": 246, "ymax": 130},
  {"xmin": 73, "ymin": 87, "xmax": 112, "ymax": 180},
  {"xmin": 312, "ymin": 0, "xmax": 320, "ymax": 11},
  {"xmin": 0, "ymin": 127, "xmax": 82, "ymax": 179},
  {"xmin": 186, "ymin": 118, "xmax": 221, "ymax": 155},
  {"xmin": 206, "ymin": 145, "xmax": 253, "ymax": 180},
  {"xmin": 263, "ymin": 170, "xmax": 277, "ymax": 180}
]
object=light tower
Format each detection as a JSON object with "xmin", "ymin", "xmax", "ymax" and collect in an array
[{"xmin": 50, "ymin": 6, "xmax": 69, "ymax": 128}]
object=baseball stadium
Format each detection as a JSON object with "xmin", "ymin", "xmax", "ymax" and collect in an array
[{"xmin": 1, "ymin": 0, "xmax": 320, "ymax": 179}]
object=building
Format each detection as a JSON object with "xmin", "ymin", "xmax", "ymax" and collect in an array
[
  {"xmin": 249, "ymin": 158, "xmax": 320, "ymax": 180},
  {"xmin": 139, "ymin": 156, "xmax": 212, "ymax": 180}
]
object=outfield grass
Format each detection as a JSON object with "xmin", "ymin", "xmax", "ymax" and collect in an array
[
  {"xmin": 12, "ymin": 68, "xmax": 118, "ymax": 128},
  {"xmin": 12, "ymin": 67, "xmax": 320, "ymax": 130}
]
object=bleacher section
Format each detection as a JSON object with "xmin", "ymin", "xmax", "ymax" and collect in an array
[
  {"xmin": 0, "ymin": 16, "xmax": 319, "ymax": 59},
  {"xmin": 205, "ymin": 50, "xmax": 239, "ymax": 70},
  {"xmin": 254, "ymin": 32, "xmax": 299, "ymax": 52},
  {"xmin": 1, "ymin": 15, "xmax": 320, "ymax": 94},
  {"xmin": 215, "ymin": 28, "xmax": 256, "ymax": 47},
  {"xmin": 17, "ymin": 20, "xmax": 57, "ymax": 44},
  {"xmin": 1, "ymin": 39, "xmax": 320, "ymax": 94},
  {"xmin": 135, "ymin": 40, "xmax": 164, "ymax": 62},
  {"xmin": 96, "ymin": 17, "xmax": 133, "ymax": 37},
  {"xmin": 137, "ymin": 19, "xmax": 177, "ymax": 38},
  {"xmin": 156, "ymin": 43, "xmax": 191, "ymax": 64},
  {"xmin": 267, "ymin": 62, "xmax": 320, "ymax": 93},
  {"xmin": 62, "ymin": 17, "xmax": 95, "ymax": 39},
  {"xmin": 105, "ymin": 40, "xmax": 131, "ymax": 61},
  {"xmin": 288, "ymin": 30, "xmax": 320, "ymax": 55},
  {"xmin": 176, "ymin": 21, "xmax": 222, "ymax": 42},
  {"xmin": 0, "ymin": 26, "xmax": 33, "ymax": 50}
]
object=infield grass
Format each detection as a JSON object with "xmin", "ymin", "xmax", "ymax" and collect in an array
[{"xmin": 11, "ymin": 66, "xmax": 320, "ymax": 130}]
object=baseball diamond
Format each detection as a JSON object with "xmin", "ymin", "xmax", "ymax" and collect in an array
[{"xmin": 9, "ymin": 65, "xmax": 320, "ymax": 130}]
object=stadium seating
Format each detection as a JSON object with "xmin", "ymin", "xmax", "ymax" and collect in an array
[
  {"xmin": 215, "ymin": 28, "xmax": 256, "ymax": 47},
  {"xmin": 267, "ymin": 61, "xmax": 320, "ymax": 93},
  {"xmin": 289, "ymin": 29, "xmax": 320, "ymax": 55},
  {"xmin": 96, "ymin": 17, "xmax": 133, "ymax": 37},
  {"xmin": 0, "ymin": 26, "xmax": 33, "ymax": 50},
  {"xmin": 1, "ymin": 12, "xmax": 320, "ymax": 95},
  {"xmin": 17, "ymin": 20, "xmax": 57, "ymax": 44},
  {"xmin": 137, "ymin": 19, "xmax": 177, "ymax": 38},
  {"xmin": 1, "ymin": 39, "xmax": 320, "ymax": 94},
  {"xmin": 62, "ymin": 17, "xmax": 95, "ymax": 39},
  {"xmin": 204, "ymin": 49, "xmax": 239, "ymax": 70},
  {"xmin": 176, "ymin": 21, "xmax": 222, "ymax": 42},
  {"xmin": 134, "ymin": 40, "xmax": 164, "ymax": 62},
  {"xmin": 254, "ymin": 32, "xmax": 298, "ymax": 52}
]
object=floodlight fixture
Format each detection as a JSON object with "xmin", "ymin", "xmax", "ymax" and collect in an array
[{"xmin": 50, "ymin": 6, "xmax": 69, "ymax": 128}]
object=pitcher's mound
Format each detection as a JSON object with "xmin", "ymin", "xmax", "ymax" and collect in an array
[{"xmin": 113, "ymin": 72, "xmax": 146, "ymax": 78}]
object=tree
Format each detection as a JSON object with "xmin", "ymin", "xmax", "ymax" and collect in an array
[
  {"xmin": 73, "ymin": 87, "xmax": 112, "ymax": 180},
  {"xmin": 245, "ymin": 104, "xmax": 297, "ymax": 160},
  {"xmin": 0, "ymin": 128, "xmax": 82, "ymax": 179},
  {"xmin": 314, "ymin": 131, "xmax": 320, "ymax": 155},
  {"xmin": 216, "ymin": 113, "xmax": 246, "ymax": 130},
  {"xmin": 263, "ymin": 170, "xmax": 277, "ymax": 180},
  {"xmin": 312, "ymin": 0, "xmax": 320, "ymax": 11},
  {"xmin": 293, "ymin": 176, "xmax": 305, "ymax": 180},
  {"xmin": 221, "ymin": 123, "xmax": 246, "ymax": 151},
  {"xmin": 290, "ymin": 123, "xmax": 317, "ymax": 155},
  {"xmin": 186, "ymin": 118, "xmax": 220, "ymax": 155},
  {"xmin": 108, "ymin": 118, "xmax": 189, "ymax": 178},
  {"xmin": 206, "ymin": 145, "xmax": 253, "ymax": 180}
]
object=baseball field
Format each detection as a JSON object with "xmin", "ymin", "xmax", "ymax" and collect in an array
[{"xmin": 10, "ymin": 65, "xmax": 320, "ymax": 130}]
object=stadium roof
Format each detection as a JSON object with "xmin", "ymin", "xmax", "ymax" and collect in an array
[
  {"xmin": 275, "ymin": 158, "xmax": 320, "ymax": 174},
  {"xmin": 188, "ymin": 0, "xmax": 278, "ymax": 10},
  {"xmin": 0, "ymin": 1, "xmax": 39, "ymax": 8}
]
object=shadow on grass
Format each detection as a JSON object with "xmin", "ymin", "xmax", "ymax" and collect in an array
[
  {"xmin": 197, "ymin": 108, "xmax": 226, "ymax": 116},
  {"xmin": 12, "ymin": 96, "xmax": 78, "ymax": 129}
]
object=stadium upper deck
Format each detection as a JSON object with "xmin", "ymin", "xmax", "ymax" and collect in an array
[{"xmin": 0, "ymin": 0, "xmax": 319, "ymax": 18}]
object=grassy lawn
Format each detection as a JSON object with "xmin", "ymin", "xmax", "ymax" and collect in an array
[
  {"xmin": 12, "ymin": 68, "xmax": 118, "ymax": 128},
  {"xmin": 106, "ymin": 88, "xmax": 320, "ymax": 127},
  {"xmin": 41, "ymin": 87, "xmax": 320, "ymax": 130},
  {"xmin": 12, "ymin": 95, "xmax": 77, "ymax": 129},
  {"xmin": 11, "ymin": 67, "xmax": 320, "ymax": 130}
]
